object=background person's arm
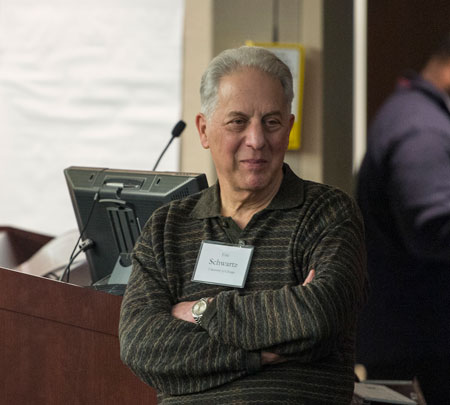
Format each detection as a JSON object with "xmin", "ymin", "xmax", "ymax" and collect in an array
[{"xmin": 387, "ymin": 129, "xmax": 450, "ymax": 261}]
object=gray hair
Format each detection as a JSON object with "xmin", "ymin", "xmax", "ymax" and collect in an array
[{"xmin": 200, "ymin": 46, "xmax": 294, "ymax": 119}]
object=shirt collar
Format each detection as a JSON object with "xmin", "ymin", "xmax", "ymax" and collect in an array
[{"xmin": 190, "ymin": 163, "xmax": 305, "ymax": 219}]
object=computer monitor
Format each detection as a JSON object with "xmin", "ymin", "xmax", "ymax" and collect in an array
[{"xmin": 64, "ymin": 166, "xmax": 208, "ymax": 285}]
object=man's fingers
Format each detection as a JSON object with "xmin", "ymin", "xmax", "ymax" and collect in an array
[
  {"xmin": 261, "ymin": 351, "xmax": 287, "ymax": 365},
  {"xmin": 302, "ymin": 269, "xmax": 315, "ymax": 286}
]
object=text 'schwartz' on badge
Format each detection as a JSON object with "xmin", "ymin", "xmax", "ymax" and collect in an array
[{"xmin": 191, "ymin": 241, "xmax": 254, "ymax": 288}]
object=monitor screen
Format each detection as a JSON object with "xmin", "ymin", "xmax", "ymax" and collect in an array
[{"xmin": 64, "ymin": 166, "xmax": 208, "ymax": 284}]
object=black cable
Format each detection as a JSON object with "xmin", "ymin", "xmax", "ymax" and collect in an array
[
  {"xmin": 59, "ymin": 190, "xmax": 100, "ymax": 283},
  {"xmin": 61, "ymin": 167, "xmax": 110, "ymax": 284},
  {"xmin": 58, "ymin": 247, "xmax": 86, "ymax": 283},
  {"xmin": 43, "ymin": 258, "xmax": 85, "ymax": 279}
]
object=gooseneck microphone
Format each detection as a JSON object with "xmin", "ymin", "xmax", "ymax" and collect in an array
[{"xmin": 152, "ymin": 120, "xmax": 186, "ymax": 171}]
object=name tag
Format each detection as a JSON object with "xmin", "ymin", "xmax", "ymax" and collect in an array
[{"xmin": 191, "ymin": 240, "xmax": 254, "ymax": 288}]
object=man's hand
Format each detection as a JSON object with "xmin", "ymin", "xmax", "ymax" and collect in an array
[
  {"xmin": 261, "ymin": 269, "xmax": 315, "ymax": 365},
  {"xmin": 171, "ymin": 300, "xmax": 197, "ymax": 323}
]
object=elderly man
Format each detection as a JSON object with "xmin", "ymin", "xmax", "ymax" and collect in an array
[{"xmin": 119, "ymin": 46, "xmax": 367, "ymax": 404}]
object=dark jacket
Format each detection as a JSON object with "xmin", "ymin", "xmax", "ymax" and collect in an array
[{"xmin": 356, "ymin": 72, "xmax": 450, "ymax": 387}]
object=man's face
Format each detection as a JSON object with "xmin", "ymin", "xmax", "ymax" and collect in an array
[{"xmin": 196, "ymin": 68, "xmax": 294, "ymax": 194}]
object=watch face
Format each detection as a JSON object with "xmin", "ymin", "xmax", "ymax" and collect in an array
[{"xmin": 192, "ymin": 299, "xmax": 207, "ymax": 316}]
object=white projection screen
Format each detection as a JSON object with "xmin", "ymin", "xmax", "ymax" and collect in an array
[{"xmin": 0, "ymin": 0, "xmax": 185, "ymax": 235}]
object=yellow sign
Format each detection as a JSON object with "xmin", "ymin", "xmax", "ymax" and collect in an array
[{"xmin": 246, "ymin": 41, "xmax": 305, "ymax": 150}]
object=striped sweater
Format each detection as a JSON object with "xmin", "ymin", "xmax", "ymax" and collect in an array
[{"xmin": 119, "ymin": 165, "xmax": 368, "ymax": 404}]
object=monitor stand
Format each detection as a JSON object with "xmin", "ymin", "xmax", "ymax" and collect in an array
[
  {"xmin": 90, "ymin": 253, "xmax": 131, "ymax": 296},
  {"xmin": 108, "ymin": 253, "xmax": 132, "ymax": 285}
]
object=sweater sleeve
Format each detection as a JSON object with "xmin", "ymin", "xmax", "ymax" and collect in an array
[
  {"xmin": 387, "ymin": 129, "xmax": 450, "ymax": 262},
  {"xmin": 118, "ymin": 217, "xmax": 261, "ymax": 396},
  {"xmin": 199, "ymin": 193, "xmax": 368, "ymax": 362}
]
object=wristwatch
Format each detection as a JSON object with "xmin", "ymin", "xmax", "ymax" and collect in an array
[{"xmin": 192, "ymin": 297, "xmax": 209, "ymax": 324}]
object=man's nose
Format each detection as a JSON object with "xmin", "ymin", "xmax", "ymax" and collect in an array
[{"xmin": 245, "ymin": 121, "xmax": 266, "ymax": 149}]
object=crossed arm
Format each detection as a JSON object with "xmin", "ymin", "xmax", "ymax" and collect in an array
[{"xmin": 171, "ymin": 269, "xmax": 316, "ymax": 365}]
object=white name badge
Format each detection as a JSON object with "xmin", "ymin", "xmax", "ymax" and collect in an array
[{"xmin": 192, "ymin": 240, "xmax": 254, "ymax": 288}]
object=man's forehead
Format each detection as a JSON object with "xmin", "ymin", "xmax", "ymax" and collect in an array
[
  {"xmin": 216, "ymin": 71, "xmax": 287, "ymax": 107},
  {"xmin": 225, "ymin": 109, "xmax": 283, "ymax": 117},
  {"xmin": 218, "ymin": 67, "xmax": 280, "ymax": 88}
]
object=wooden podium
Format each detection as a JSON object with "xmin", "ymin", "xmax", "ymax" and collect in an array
[{"xmin": 0, "ymin": 266, "xmax": 157, "ymax": 404}]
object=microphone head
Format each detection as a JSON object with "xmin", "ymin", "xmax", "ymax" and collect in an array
[{"xmin": 172, "ymin": 120, "xmax": 186, "ymax": 137}]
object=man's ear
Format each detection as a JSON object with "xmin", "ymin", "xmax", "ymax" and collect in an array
[
  {"xmin": 196, "ymin": 113, "xmax": 210, "ymax": 149},
  {"xmin": 282, "ymin": 114, "xmax": 295, "ymax": 150},
  {"xmin": 289, "ymin": 114, "xmax": 295, "ymax": 131}
]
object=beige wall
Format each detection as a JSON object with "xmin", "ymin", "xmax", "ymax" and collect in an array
[
  {"xmin": 181, "ymin": 0, "xmax": 323, "ymax": 185},
  {"xmin": 180, "ymin": 0, "xmax": 215, "ymax": 180}
]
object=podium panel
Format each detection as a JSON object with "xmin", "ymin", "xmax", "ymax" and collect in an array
[{"xmin": 0, "ymin": 267, "xmax": 157, "ymax": 404}]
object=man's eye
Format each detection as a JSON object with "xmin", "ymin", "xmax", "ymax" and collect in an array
[
  {"xmin": 227, "ymin": 118, "xmax": 247, "ymax": 129},
  {"xmin": 264, "ymin": 119, "xmax": 282, "ymax": 129}
]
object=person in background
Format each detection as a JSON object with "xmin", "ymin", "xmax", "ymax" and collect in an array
[
  {"xmin": 119, "ymin": 46, "xmax": 367, "ymax": 404},
  {"xmin": 356, "ymin": 33, "xmax": 450, "ymax": 404}
]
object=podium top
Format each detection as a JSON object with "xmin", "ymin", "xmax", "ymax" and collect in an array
[{"xmin": 0, "ymin": 266, "xmax": 122, "ymax": 336}]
